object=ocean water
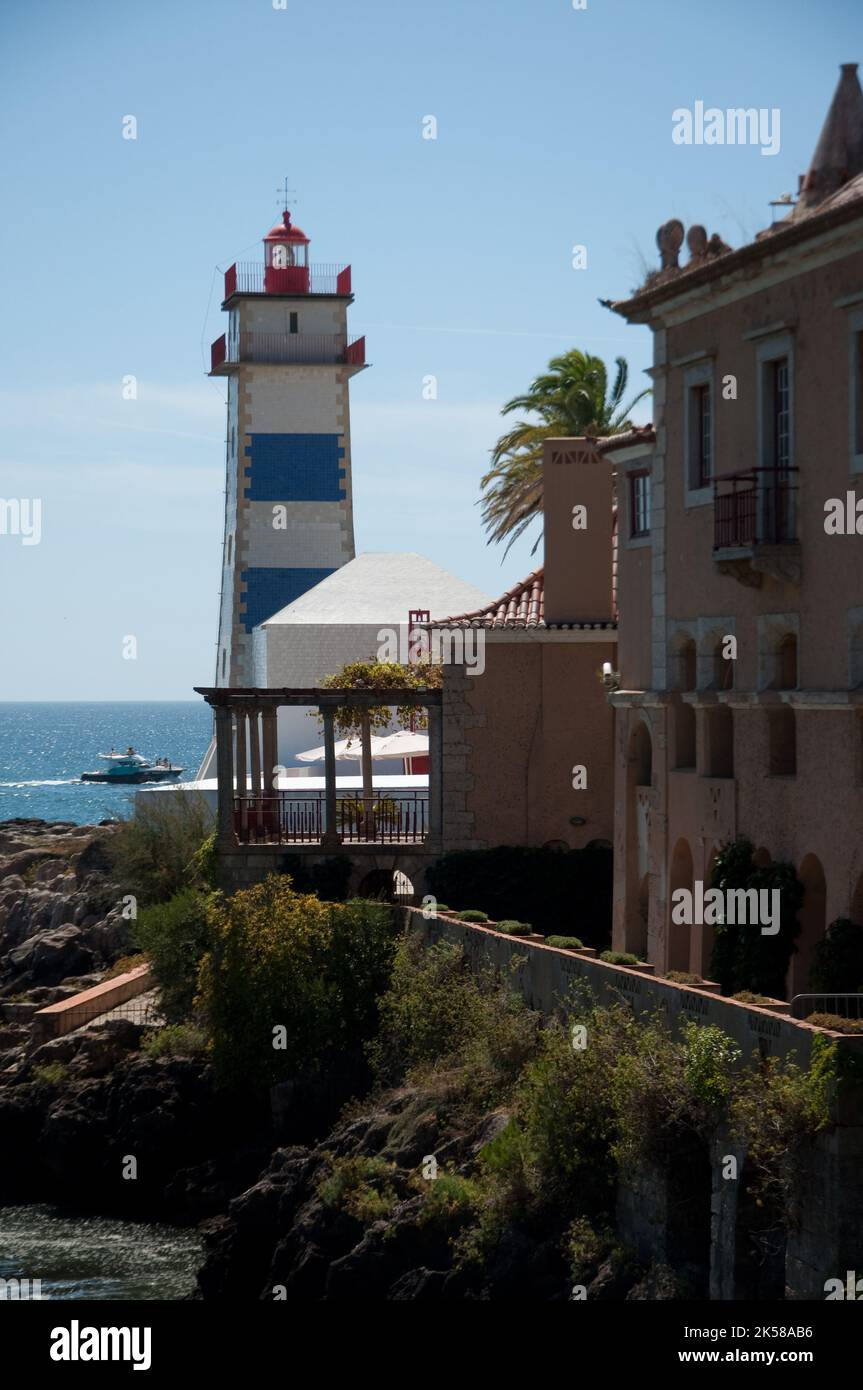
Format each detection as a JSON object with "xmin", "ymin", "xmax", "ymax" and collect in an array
[
  {"xmin": 0, "ymin": 703, "xmax": 212, "ymax": 826},
  {"xmin": 0, "ymin": 1205, "xmax": 201, "ymax": 1300}
]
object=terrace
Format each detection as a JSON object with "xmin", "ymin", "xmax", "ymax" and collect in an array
[{"xmin": 194, "ymin": 686, "xmax": 442, "ymax": 854}]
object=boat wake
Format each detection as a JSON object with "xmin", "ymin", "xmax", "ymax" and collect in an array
[{"xmin": 0, "ymin": 779, "xmax": 82, "ymax": 788}]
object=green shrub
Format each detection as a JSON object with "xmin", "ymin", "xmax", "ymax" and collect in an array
[
  {"xmin": 496, "ymin": 919, "xmax": 533, "ymax": 935},
  {"xmin": 108, "ymin": 798, "xmax": 214, "ymax": 905},
  {"xmin": 102, "ymin": 952, "xmax": 147, "ymax": 981},
  {"xmin": 187, "ymin": 833, "xmax": 219, "ymax": 891},
  {"xmin": 197, "ymin": 876, "xmax": 397, "ymax": 1090},
  {"xmin": 546, "ymin": 935, "xmax": 584, "ymax": 950},
  {"xmin": 414, "ymin": 1172, "xmax": 482, "ymax": 1227},
  {"xmin": 805, "ymin": 1012, "xmax": 863, "ymax": 1034},
  {"xmin": 665, "ymin": 971, "xmax": 703, "ymax": 985},
  {"xmin": 431, "ymin": 903, "xmax": 451, "ymax": 913},
  {"xmin": 31, "ymin": 1061, "xmax": 69, "ymax": 1088},
  {"xmin": 317, "ymin": 1154, "xmax": 399, "ymax": 1224},
  {"xmin": 732, "ymin": 990, "xmax": 777, "ymax": 1005},
  {"xmin": 708, "ymin": 839, "xmax": 802, "ymax": 998},
  {"xmin": 427, "ymin": 843, "xmax": 612, "ymax": 949},
  {"xmin": 457, "ymin": 910, "xmax": 489, "ymax": 923},
  {"xmin": 600, "ymin": 950, "xmax": 640, "ymax": 966},
  {"xmin": 731, "ymin": 1036, "xmax": 834, "ymax": 1212},
  {"xmin": 134, "ymin": 888, "xmax": 212, "ymax": 1023},
  {"xmin": 141, "ymin": 1023, "xmax": 209, "ymax": 1058},
  {"xmin": 368, "ymin": 937, "xmax": 541, "ymax": 1112},
  {"xmin": 809, "ymin": 918, "xmax": 863, "ymax": 994}
]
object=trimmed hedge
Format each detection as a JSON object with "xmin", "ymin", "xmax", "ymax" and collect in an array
[
  {"xmin": 546, "ymin": 935, "xmax": 584, "ymax": 950},
  {"xmin": 496, "ymin": 920, "xmax": 534, "ymax": 935}
]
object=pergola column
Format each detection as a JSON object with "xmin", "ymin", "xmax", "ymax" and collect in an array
[
  {"xmin": 248, "ymin": 705, "xmax": 263, "ymax": 806},
  {"xmin": 214, "ymin": 704, "xmax": 235, "ymax": 847},
  {"xmin": 321, "ymin": 705, "xmax": 341, "ymax": 848},
  {"xmin": 235, "ymin": 706, "xmax": 248, "ymax": 837},
  {"xmin": 261, "ymin": 703, "xmax": 279, "ymax": 794},
  {"xmin": 427, "ymin": 700, "xmax": 443, "ymax": 844}
]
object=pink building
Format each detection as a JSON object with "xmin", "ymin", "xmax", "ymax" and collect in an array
[{"xmin": 607, "ymin": 63, "xmax": 863, "ymax": 996}]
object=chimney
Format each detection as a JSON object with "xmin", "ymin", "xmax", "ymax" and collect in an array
[{"xmin": 542, "ymin": 437, "xmax": 614, "ymax": 625}]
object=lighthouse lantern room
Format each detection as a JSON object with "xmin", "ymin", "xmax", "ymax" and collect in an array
[{"xmin": 263, "ymin": 211, "xmax": 310, "ymax": 293}]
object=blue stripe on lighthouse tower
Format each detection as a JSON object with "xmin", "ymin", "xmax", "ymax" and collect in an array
[
  {"xmin": 244, "ymin": 434, "xmax": 346, "ymax": 501},
  {"xmin": 241, "ymin": 567, "xmax": 336, "ymax": 632}
]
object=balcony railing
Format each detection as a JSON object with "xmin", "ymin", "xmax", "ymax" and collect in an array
[
  {"xmin": 713, "ymin": 466, "xmax": 799, "ymax": 550},
  {"xmin": 224, "ymin": 262, "xmax": 352, "ymax": 300},
  {"xmin": 211, "ymin": 331, "xmax": 365, "ymax": 372},
  {"xmin": 232, "ymin": 792, "xmax": 428, "ymax": 846}
]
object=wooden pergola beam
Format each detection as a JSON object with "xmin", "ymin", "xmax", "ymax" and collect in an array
[{"xmin": 194, "ymin": 686, "xmax": 442, "ymax": 709}]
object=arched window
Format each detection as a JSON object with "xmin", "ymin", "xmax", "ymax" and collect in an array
[
  {"xmin": 706, "ymin": 706, "xmax": 734, "ymax": 777},
  {"xmin": 773, "ymin": 634, "xmax": 798, "ymax": 690},
  {"xmin": 712, "ymin": 636, "xmax": 734, "ymax": 690},
  {"xmin": 767, "ymin": 707, "xmax": 796, "ymax": 776},
  {"xmin": 675, "ymin": 704, "xmax": 696, "ymax": 769},
  {"xmin": 670, "ymin": 635, "xmax": 697, "ymax": 692},
  {"xmin": 631, "ymin": 721, "xmax": 652, "ymax": 786}
]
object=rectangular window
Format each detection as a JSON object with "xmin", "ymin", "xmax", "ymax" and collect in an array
[
  {"xmin": 630, "ymin": 472, "xmax": 650, "ymax": 537},
  {"xmin": 289, "ymin": 312, "xmax": 299, "ymax": 334},
  {"xmin": 695, "ymin": 383, "xmax": 712, "ymax": 487},
  {"xmin": 771, "ymin": 357, "xmax": 790, "ymax": 475}
]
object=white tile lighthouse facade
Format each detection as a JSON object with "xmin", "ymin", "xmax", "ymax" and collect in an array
[{"xmin": 210, "ymin": 210, "xmax": 366, "ymax": 687}]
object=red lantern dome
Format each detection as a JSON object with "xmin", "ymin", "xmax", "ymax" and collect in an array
[{"xmin": 263, "ymin": 211, "xmax": 310, "ymax": 294}]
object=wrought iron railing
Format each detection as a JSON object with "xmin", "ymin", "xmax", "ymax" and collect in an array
[
  {"xmin": 790, "ymin": 993, "xmax": 863, "ymax": 1021},
  {"xmin": 713, "ymin": 466, "xmax": 799, "ymax": 550},
  {"xmin": 223, "ymin": 262, "xmax": 352, "ymax": 299},
  {"xmin": 232, "ymin": 792, "xmax": 428, "ymax": 845},
  {"xmin": 211, "ymin": 331, "xmax": 365, "ymax": 370}
]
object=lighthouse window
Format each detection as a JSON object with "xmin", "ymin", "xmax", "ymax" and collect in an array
[{"xmin": 289, "ymin": 312, "xmax": 298, "ymax": 335}]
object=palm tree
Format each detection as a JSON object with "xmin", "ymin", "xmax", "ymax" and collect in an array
[{"xmin": 480, "ymin": 349, "xmax": 650, "ymax": 552}]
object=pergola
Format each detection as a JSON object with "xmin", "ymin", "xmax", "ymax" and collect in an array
[{"xmin": 194, "ymin": 686, "xmax": 443, "ymax": 852}]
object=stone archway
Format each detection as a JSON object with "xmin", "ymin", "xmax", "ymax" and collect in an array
[
  {"xmin": 794, "ymin": 854, "xmax": 827, "ymax": 995},
  {"xmin": 668, "ymin": 837, "xmax": 695, "ymax": 973}
]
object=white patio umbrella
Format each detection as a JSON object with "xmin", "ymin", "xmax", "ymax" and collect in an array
[
  {"xmin": 295, "ymin": 734, "xmax": 387, "ymax": 763},
  {"xmin": 362, "ymin": 730, "xmax": 429, "ymax": 760}
]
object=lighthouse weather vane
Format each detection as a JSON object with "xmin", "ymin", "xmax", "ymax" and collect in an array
[{"xmin": 276, "ymin": 177, "xmax": 297, "ymax": 216}]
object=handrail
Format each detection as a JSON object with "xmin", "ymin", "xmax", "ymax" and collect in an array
[{"xmin": 790, "ymin": 993, "xmax": 863, "ymax": 1021}]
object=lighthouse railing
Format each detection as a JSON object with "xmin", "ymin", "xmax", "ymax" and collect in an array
[{"xmin": 224, "ymin": 262, "xmax": 352, "ymax": 299}]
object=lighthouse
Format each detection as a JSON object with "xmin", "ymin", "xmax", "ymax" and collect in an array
[{"xmin": 210, "ymin": 207, "xmax": 366, "ymax": 688}]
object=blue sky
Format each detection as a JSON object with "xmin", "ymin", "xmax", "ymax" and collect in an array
[{"xmin": 0, "ymin": 0, "xmax": 859, "ymax": 698}]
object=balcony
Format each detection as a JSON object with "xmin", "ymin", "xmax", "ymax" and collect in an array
[
  {"xmin": 713, "ymin": 466, "xmax": 801, "ymax": 586},
  {"xmin": 233, "ymin": 791, "xmax": 428, "ymax": 846},
  {"xmin": 210, "ymin": 331, "xmax": 366, "ymax": 374},
  {"xmin": 223, "ymin": 262, "xmax": 352, "ymax": 301}
]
